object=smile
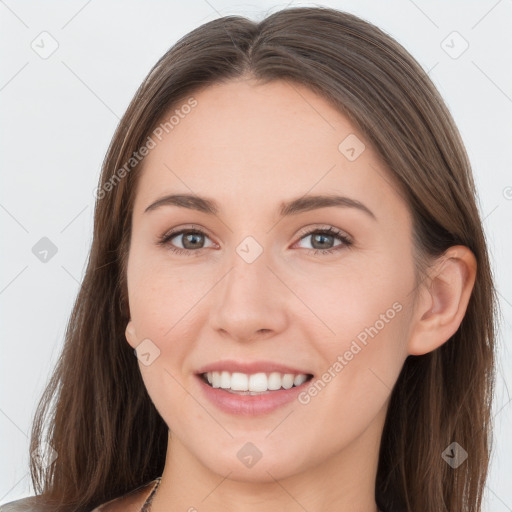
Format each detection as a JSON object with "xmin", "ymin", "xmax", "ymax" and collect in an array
[
  {"xmin": 195, "ymin": 362, "xmax": 315, "ymax": 415},
  {"xmin": 201, "ymin": 371, "xmax": 312, "ymax": 394}
]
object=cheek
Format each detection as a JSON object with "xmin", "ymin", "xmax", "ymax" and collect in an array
[
  {"xmin": 127, "ymin": 251, "xmax": 203, "ymax": 340},
  {"xmin": 125, "ymin": 254, "xmax": 215, "ymax": 406},
  {"xmin": 308, "ymin": 252, "xmax": 412, "ymax": 343},
  {"xmin": 307, "ymin": 252, "xmax": 413, "ymax": 399},
  {"xmin": 126, "ymin": 260, "xmax": 201, "ymax": 426}
]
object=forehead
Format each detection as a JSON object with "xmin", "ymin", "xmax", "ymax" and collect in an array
[{"xmin": 132, "ymin": 78, "xmax": 406, "ymax": 220}]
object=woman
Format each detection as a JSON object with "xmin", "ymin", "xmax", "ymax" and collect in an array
[{"xmin": 1, "ymin": 6, "xmax": 496, "ymax": 512}]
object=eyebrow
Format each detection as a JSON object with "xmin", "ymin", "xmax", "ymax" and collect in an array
[{"xmin": 144, "ymin": 193, "xmax": 376, "ymax": 220}]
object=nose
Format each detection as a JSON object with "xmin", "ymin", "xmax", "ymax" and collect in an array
[{"xmin": 208, "ymin": 248, "xmax": 289, "ymax": 344}]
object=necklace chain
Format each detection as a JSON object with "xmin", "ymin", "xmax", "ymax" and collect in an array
[
  {"xmin": 139, "ymin": 478, "xmax": 383, "ymax": 512},
  {"xmin": 140, "ymin": 477, "xmax": 161, "ymax": 512}
]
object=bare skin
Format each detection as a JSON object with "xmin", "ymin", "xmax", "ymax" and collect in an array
[{"xmin": 122, "ymin": 77, "xmax": 476, "ymax": 512}]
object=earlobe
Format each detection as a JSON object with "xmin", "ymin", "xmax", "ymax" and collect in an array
[
  {"xmin": 125, "ymin": 320, "xmax": 138, "ymax": 348},
  {"xmin": 408, "ymin": 246, "xmax": 477, "ymax": 356}
]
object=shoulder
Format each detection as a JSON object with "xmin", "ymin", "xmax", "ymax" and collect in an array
[
  {"xmin": 0, "ymin": 496, "xmax": 45, "ymax": 512},
  {"xmin": 91, "ymin": 478, "xmax": 161, "ymax": 512},
  {"xmin": 0, "ymin": 479, "xmax": 161, "ymax": 512}
]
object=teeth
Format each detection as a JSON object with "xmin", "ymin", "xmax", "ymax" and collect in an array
[
  {"xmin": 203, "ymin": 371, "xmax": 310, "ymax": 392},
  {"xmin": 220, "ymin": 371, "xmax": 231, "ymax": 389},
  {"xmin": 268, "ymin": 372, "xmax": 282, "ymax": 390},
  {"xmin": 294, "ymin": 374, "xmax": 308, "ymax": 386},
  {"xmin": 249, "ymin": 373, "xmax": 268, "ymax": 392},
  {"xmin": 231, "ymin": 372, "xmax": 249, "ymax": 391},
  {"xmin": 282, "ymin": 374, "xmax": 294, "ymax": 389}
]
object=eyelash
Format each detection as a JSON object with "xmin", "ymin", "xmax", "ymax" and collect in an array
[{"xmin": 157, "ymin": 225, "xmax": 352, "ymax": 257}]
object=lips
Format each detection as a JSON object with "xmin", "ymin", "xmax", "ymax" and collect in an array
[
  {"xmin": 195, "ymin": 360, "xmax": 314, "ymax": 415},
  {"xmin": 196, "ymin": 360, "xmax": 312, "ymax": 376}
]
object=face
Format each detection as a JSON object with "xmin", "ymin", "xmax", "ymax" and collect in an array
[{"xmin": 124, "ymin": 77, "xmax": 417, "ymax": 482}]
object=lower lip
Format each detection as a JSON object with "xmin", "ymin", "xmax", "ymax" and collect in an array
[{"xmin": 196, "ymin": 375, "xmax": 311, "ymax": 416}]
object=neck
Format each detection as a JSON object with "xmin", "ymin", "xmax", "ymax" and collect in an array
[{"xmin": 150, "ymin": 408, "xmax": 385, "ymax": 512}]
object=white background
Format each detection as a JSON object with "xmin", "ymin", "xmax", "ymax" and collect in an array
[{"xmin": 1, "ymin": 0, "xmax": 511, "ymax": 509}]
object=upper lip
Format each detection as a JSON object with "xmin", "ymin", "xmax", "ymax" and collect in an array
[{"xmin": 196, "ymin": 360, "xmax": 313, "ymax": 376}]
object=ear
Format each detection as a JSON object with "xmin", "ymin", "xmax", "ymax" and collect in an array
[
  {"xmin": 407, "ymin": 245, "xmax": 477, "ymax": 356},
  {"xmin": 125, "ymin": 319, "xmax": 138, "ymax": 349}
]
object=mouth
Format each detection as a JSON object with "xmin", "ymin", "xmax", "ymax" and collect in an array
[
  {"xmin": 196, "ymin": 362, "xmax": 314, "ymax": 417},
  {"xmin": 195, "ymin": 360, "xmax": 315, "ymax": 415},
  {"xmin": 199, "ymin": 371, "xmax": 314, "ymax": 395}
]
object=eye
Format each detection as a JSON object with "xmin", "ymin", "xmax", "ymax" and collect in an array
[
  {"xmin": 157, "ymin": 225, "xmax": 216, "ymax": 257},
  {"xmin": 157, "ymin": 225, "xmax": 352, "ymax": 256},
  {"xmin": 294, "ymin": 226, "xmax": 352, "ymax": 256}
]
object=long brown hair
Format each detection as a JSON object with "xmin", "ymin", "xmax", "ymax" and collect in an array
[{"xmin": 27, "ymin": 7, "xmax": 497, "ymax": 512}]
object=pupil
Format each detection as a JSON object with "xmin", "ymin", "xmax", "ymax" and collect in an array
[
  {"xmin": 183, "ymin": 233, "xmax": 203, "ymax": 249},
  {"xmin": 312, "ymin": 234, "xmax": 333, "ymax": 249}
]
